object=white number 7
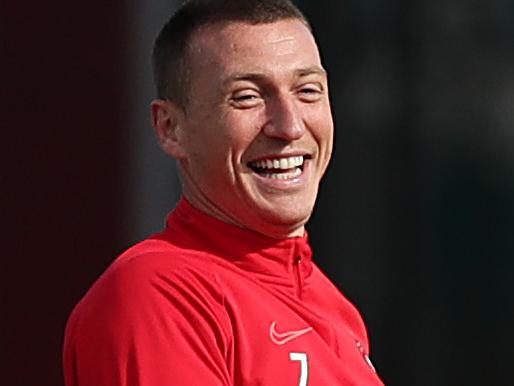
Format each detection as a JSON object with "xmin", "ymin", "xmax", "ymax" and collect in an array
[{"xmin": 289, "ymin": 352, "xmax": 309, "ymax": 386}]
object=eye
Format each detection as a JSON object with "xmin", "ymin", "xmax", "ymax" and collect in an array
[
  {"xmin": 230, "ymin": 89, "xmax": 263, "ymax": 108},
  {"xmin": 297, "ymin": 83, "xmax": 324, "ymax": 102}
]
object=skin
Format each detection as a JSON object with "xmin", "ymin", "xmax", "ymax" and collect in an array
[{"xmin": 152, "ymin": 19, "xmax": 334, "ymax": 239}]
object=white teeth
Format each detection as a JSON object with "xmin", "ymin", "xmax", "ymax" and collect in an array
[
  {"xmin": 249, "ymin": 156, "xmax": 305, "ymax": 180},
  {"xmin": 250, "ymin": 156, "xmax": 304, "ymax": 170},
  {"xmin": 265, "ymin": 167, "xmax": 302, "ymax": 179}
]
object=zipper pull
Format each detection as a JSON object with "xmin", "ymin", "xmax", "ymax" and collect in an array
[{"xmin": 294, "ymin": 255, "xmax": 303, "ymax": 299}]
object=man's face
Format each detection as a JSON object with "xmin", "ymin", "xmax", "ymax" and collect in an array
[{"xmin": 169, "ymin": 19, "xmax": 333, "ymax": 238}]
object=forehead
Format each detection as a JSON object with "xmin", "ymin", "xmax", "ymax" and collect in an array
[{"xmin": 186, "ymin": 19, "xmax": 323, "ymax": 78}]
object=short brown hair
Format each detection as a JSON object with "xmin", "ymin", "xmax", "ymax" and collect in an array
[{"xmin": 152, "ymin": 0, "xmax": 310, "ymax": 108}]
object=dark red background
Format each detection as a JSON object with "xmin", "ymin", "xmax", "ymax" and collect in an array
[{"xmin": 2, "ymin": 2, "xmax": 126, "ymax": 384}]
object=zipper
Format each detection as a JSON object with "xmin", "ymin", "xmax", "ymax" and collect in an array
[{"xmin": 294, "ymin": 255, "xmax": 303, "ymax": 299}]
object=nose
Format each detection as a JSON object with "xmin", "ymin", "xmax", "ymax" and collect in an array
[{"xmin": 263, "ymin": 94, "xmax": 305, "ymax": 141}]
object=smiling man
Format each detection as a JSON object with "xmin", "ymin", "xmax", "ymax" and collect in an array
[
  {"xmin": 153, "ymin": 18, "xmax": 332, "ymax": 239},
  {"xmin": 63, "ymin": 1, "xmax": 384, "ymax": 385}
]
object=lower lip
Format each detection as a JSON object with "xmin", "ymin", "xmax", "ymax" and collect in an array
[{"xmin": 251, "ymin": 160, "xmax": 311, "ymax": 190}]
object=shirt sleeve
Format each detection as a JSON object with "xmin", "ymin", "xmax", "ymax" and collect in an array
[{"xmin": 63, "ymin": 253, "xmax": 232, "ymax": 386}]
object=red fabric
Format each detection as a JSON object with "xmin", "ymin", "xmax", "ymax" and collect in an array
[{"xmin": 63, "ymin": 198, "xmax": 384, "ymax": 385}]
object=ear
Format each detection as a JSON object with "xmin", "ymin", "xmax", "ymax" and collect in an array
[{"xmin": 151, "ymin": 99, "xmax": 187, "ymax": 159}]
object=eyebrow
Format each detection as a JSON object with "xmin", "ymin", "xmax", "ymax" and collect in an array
[
  {"xmin": 295, "ymin": 66, "xmax": 327, "ymax": 78},
  {"xmin": 223, "ymin": 66, "xmax": 327, "ymax": 86}
]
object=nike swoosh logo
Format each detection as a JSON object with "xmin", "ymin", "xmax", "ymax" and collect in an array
[{"xmin": 269, "ymin": 321, "xmax": 313, "ymax": 345}]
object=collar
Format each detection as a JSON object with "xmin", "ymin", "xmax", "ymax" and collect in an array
[{"xmin": 159, "ymin": 198, "xmax": 313, "ymax": 283}]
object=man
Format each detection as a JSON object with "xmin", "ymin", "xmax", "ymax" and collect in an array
[{"xmin": 63, "ymin": 0, "xmax": 384, "ymax": 385}]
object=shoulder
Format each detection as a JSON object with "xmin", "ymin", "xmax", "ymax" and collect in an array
[
  {"xmin": 100, "ymin": 237, "xmax": 223, "ymax": 297},
  {"xmin": 63, "ymin": 237, "xmax": 234, "ymax": 385},
  {"xmin": 66, "ymin": 237, "xmax": 230, "ymax": 340}
]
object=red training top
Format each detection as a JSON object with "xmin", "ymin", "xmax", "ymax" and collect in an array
[{"xmin": 63, "ymin": 198, "xmax": 384, "ymax": 385}]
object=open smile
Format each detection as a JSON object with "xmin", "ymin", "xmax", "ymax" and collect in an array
[{"xmin": 248, "ymin": 155, "xmax": 311, "ymax": 180}]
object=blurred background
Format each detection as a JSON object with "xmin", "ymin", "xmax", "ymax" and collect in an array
[{"xmin": 2, "ymin": 0, "xmax": 514, "ymax": 385}]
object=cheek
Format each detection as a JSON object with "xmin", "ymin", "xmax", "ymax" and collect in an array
[
  {"xmin": 307, "ymin": 108, "xmax": 334, "ymax": 168},
  {"xmin": 222, "ymin": 113, "xmax": 264, "ymax": 148},
  {"xmin": 309, "ymin": 112, "xmax": 333, "ymax": 144}
]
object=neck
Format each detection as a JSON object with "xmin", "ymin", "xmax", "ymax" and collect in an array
[{"xmin": 181, "ymin": 188, "xmax": 306, "ymax": 240}]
